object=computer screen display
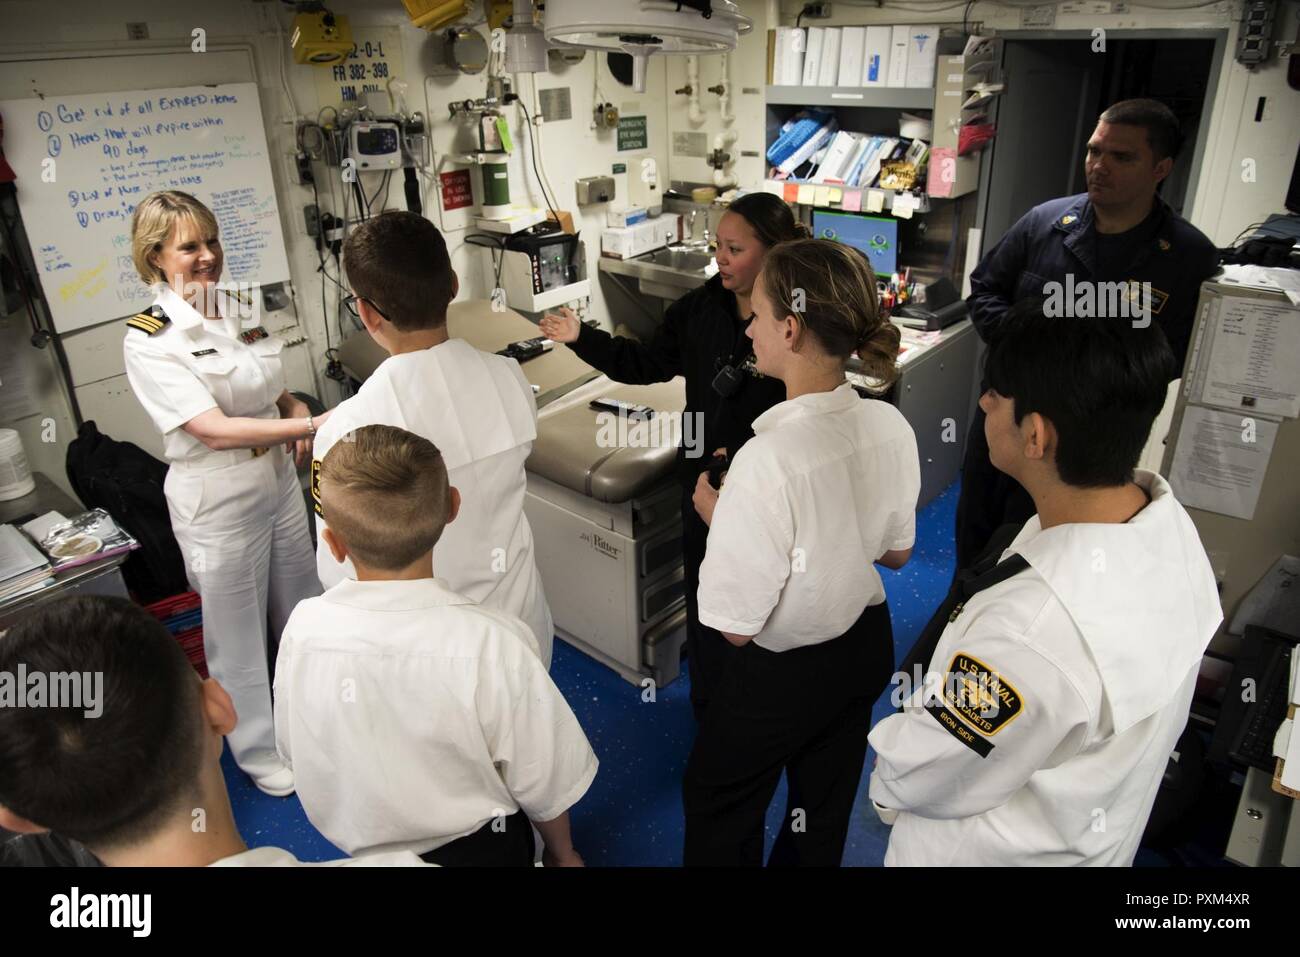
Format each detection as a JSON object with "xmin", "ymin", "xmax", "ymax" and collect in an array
[{"xmin": 812, "ymin": 210, "xmax": 899, "ymax": 277}]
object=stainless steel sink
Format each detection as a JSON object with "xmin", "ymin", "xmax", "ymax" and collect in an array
[
  {"xmin": 598, "ymin": 243, "xmax": 715, "ymax": 300},
  {"xmin": 643, "ymin": 247, "xmax": 715, "ymax": 271}
]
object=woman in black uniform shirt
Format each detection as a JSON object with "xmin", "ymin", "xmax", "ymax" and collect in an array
[{"xmin": 540, "ymin": 193, "xmax": 807, "ymax": 719}]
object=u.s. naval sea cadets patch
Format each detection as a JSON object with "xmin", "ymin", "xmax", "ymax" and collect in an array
[{"xmin": 923, "ymin": 651, "xmax": 1025, "ymax": 757}]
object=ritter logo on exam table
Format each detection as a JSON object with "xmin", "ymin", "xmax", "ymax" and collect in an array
[{"xmin": 581, "ymin": 531, "xmax": 622, "ymax": 561}]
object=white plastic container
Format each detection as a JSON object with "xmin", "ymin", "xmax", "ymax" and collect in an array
[
  {"xmin": 0, "ymin": 428, "xmax": 36, "ymax": 501},
  {"xmin": 898, "ymin": 111, "xmax": 932, "ymax": 141}
]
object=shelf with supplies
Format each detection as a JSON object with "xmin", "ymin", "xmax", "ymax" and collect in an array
[
  {"xmin": 761, "ymin": 179, "xmax": 930, "ymax": 219},
  {"xmin": 764, "ymin": 85, "xmax": 935, "ymax": 111}
]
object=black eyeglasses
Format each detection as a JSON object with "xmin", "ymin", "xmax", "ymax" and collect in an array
[{"xmin": 342, "ymin": 294, "xmax": 391, "ymax": 323}]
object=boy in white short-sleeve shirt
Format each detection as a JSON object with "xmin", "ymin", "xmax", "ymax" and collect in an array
[{"xmin": 278, "ymin": 424, "xmax": 597, "ymax": 866}]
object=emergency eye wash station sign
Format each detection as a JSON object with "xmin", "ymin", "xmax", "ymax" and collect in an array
[{"xmin": 0, "ymin": 82, "xmax": 290, "ymax": 333}]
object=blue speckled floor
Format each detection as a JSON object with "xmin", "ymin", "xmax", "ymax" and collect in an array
[{"xmin": 226, "ymin": 480, "xmax": 961, "ymax": 865}]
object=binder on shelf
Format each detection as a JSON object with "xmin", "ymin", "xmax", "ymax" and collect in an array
[
  {"xmin": 817, "ymin": 27, "xmax": 842, "ymax": 87},
  {"xmin": 838, "ymin": 26, "xmax": 866, "ymax": 87},
  {"xmin": 774, "ymin": 27, "xmax": 807, "ymax": 85},
  {"xmin": 862, "ymin": 25, "xmax": 892, "ymax": 86},
  {"xmin": 905, "ymin": 26, "xmax": 938, "ymax": 88},
  {"xmin": 802, "ymin": 26, "xmax": 825, "ymax": 86},
  {"xmin": 887, "ymin": 25, "xmax": 911, "ymax": 87}
]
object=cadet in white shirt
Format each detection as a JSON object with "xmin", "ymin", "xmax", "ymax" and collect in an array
[
  {"xmin": 685, "ymin": 240, "xmax": 920, "ymax": 866},
  {"xmin": 121, "ymin": 191, "xmax": 325, "ymax": 797},
  {"xmin": 310, "ymin": 212, "xmax": 553, "ymax": 665},
  {"xmin": 0, "ymin": 596, "xmax": 428, "ymax": 868},
  {"xmin": 277, "ymin": 425, "xmax": 597, "ymax": 866},
  {"xmin": 869, "ymin": 300, "xmax": 1222, "ymax": 866}
]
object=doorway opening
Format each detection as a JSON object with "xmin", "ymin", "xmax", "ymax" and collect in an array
[{"xmin": 979, "ymin": 33, "xmax": 1225, "ymax": 251}]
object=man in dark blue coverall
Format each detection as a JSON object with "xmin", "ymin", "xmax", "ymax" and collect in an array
[{"xmin": 954, "ymin": 98, "xmax": 1220, "ymax": 568}]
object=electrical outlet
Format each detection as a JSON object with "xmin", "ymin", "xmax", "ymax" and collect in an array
[{"xmin": 804, "ymin": 2, "xmax": 832, "ymax": 18}]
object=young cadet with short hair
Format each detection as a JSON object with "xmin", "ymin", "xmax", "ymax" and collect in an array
[
  {"xmin": 869, "ymin": 300, "xmax": 1222, "ymax": 866},
  {"xmin": 276, "ymin": 425, "xmax": 597, "ymax": 866},
  {"xmin": 312, "ymin": 211, "xmax": 553, "ymax": 666},
  {"xmin": 684, "ymin": 240, "xmax": 920, "ymax": 866},
  {"xmin": 0, "ymin": 596, "xmax": 426, "ymax": 867}
]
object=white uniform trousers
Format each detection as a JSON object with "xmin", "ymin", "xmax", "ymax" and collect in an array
[{"xmin": 164, "ymin": 446, "xmax": 322, "ymax": 778}]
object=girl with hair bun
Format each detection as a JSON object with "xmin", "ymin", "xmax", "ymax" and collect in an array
[
  {"xmin": 683, "ymin": 238, "xmax": 921, "ymax": 867},
  {"xmin": 541, "ymin": 192, "xmax": 809, "ymax": 721}
]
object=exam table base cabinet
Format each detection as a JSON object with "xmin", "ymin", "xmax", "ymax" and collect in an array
[{"xmin": 524, "ymin": 476, "xmax": 687, "ymax": 688}]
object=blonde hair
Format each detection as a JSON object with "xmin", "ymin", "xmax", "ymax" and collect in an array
[
  {"xmin": 130, "ymin": 191, "xmax": 220, "ymax": 286},
  {"xmin": 319, "ymin": 425, "xmax": 450, "ymax": 571},
  {"xmin": 758, "ymin": 238, "xmax": 900, "ymax": 386}
]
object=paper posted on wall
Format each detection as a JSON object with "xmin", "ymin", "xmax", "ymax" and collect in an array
[
  {"xmin": 1168, "ymin": 405, "xmax": 1279, "ymax": 521},
  {"xmin": 1184, "ymin": 295, "xmax": 1300, "ymax": 419}
]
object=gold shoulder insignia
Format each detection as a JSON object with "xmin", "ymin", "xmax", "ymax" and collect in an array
[
  {"xmin": 125, "ymin": 306, "xmax": 171, "ymax": 335},
  {"xmin": 1061, "ymin": 214, "xmax": 1077, "ymax": 225},
  {"xmin": 310, "ymin": 459, "xmax": 323, "ymax": 516}
]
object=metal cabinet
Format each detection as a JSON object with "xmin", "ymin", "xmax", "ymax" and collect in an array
[{"xmin": 892, "ymin": 321, "xmax": 978, "ymax": 508}]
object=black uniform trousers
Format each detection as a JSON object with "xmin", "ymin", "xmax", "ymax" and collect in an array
[
  {"xmin": 682, "ymin": 600, "xmax": 894, "ymax": 867},
  {"xmin": 418, "ymin": 809, "xmax": 535, "ymax": 866},
  {"xmin": 680, "ymin": 486, "xmax": 736, "ymax": 722}
]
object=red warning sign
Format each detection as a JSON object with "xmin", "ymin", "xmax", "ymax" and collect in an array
[{"xmin": 440, "ymin": 169, "xmax": 473, "ymax": 211}]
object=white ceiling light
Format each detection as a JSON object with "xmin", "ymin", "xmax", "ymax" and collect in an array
[{"xmin": 544, "ymin": 0, "xmax": 752, "ymax": 92}]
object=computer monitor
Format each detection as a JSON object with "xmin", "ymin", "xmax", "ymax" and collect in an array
[{"xmin": 811, "ymin": 209, "xmax": 899, "ymax": 277}]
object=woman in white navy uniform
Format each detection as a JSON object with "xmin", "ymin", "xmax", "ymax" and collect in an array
[{"xmin": 122, "ymin": 191, "xmax": 326, "ymax": 797}]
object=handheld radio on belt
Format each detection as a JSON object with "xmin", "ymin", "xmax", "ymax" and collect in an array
[{"xmin": 705, "ymin": 313, "xmax": 759, "ymax": 488}]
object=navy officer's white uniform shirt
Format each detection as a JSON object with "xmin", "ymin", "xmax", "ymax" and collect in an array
[
  {"xmin": 123, "ymin": 284, "xmax": 321, "ymax": 781},
  {"xmin": 124, "ymin": 285, "xmax": 288, "ymax": 462},
  {"xmin": 311, "ymin": 337, "xmax": 554, "ymax": 666},
  {"xmin": 869, "ymin": 470, "xmax": 1222, "ymax": 866}
]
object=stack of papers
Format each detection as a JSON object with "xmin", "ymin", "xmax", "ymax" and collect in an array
[{"xmin": 0, "ymin": 524, "xmax": 54, "ymax": 602}]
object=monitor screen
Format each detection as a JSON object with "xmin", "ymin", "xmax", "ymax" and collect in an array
[{"xmin": 811, "ymin": 210, "xmax": 899, "ymax": 277}]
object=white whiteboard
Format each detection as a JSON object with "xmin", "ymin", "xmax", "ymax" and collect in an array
[{"xmin": 0, "ymin": 81, "xmax": 291, "ymax": 333}]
